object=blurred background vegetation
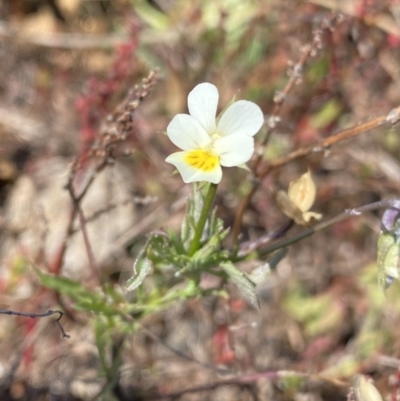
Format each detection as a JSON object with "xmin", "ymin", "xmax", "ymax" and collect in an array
[{"xmin": 0, "ymin": 0, "xmax": 400, "ymax": 400}]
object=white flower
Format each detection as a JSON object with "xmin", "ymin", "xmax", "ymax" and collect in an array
[{"xmin": 165, "ymin": 83, "xmax": 264, "ymax": 184}]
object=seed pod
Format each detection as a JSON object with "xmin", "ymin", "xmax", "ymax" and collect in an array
[
  {"xmin": 352, "ymin": 375, "xmax": 383, "ymax": 401},
  {"xmin": 276, "ymin": 170, "xmax": 322, "ymax": 226}
]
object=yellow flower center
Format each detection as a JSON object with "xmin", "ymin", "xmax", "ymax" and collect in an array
[{"xmin": 184, "ymin": 149, "xmax": 219, "ymax": 172}]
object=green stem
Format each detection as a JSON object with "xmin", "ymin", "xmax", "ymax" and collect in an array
[{"xmin": 188, "ymin": 183, "xmax": 218, "ymax": 256}]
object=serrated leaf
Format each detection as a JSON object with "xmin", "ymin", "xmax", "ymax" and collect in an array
[
  {"xmin": 125, "ymin": 251, "xmax": 153, "ymax": 292},
  {"xmin": 220, "ymin": 262, "xmax": 259, "ymax": 309}
]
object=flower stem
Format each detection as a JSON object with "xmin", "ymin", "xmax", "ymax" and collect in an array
[{"xmin": 188, "ymin": 183, "xmax": 218, "ymax": 256}]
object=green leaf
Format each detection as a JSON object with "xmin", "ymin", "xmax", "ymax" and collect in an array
[
  {"xmin": 181, "ymin": 185, "xmax": 209, "ymax": 250},
  {"xmin": 208, "ymin": 208, "xmax": 218, "ymax": 235},
  {"xmin": 37, "ymin": 269, "xmax": 89, "ymax": 297},
  {"xmin": 75, "ymin": 299, "xmax": 118, "ymax": 315},
  {"xmin": 192, "ymin": 227, "xmax": 229, "ymax": 262},
  {"xmin": 103, "ymin": 283, "xmax": 125, "ymax": 304},
  {"xmin": 181, "ymin": 198, "xmax": 195, "ymax": 245},
  {"xmin": 220, "ymin": 262, "xmax": 259, "ymax": 309},
  {"xmin": 377, "ymin": 231, "xmax": 400, "ymax": 290},
  {"xmin": 192, "ymin": 184, "xmax": 205, "ymax": 223},
  {"xmin": 147, "ymin": 233, "xmax": 172, "ymax": 262},
  {"xmin": 94, "ymin": 316, "xmax": 112, "ymax": 375},
  {"xmin": 125, "ymin": 250, "xmax": 153, "ymax": 292},
  {"xmin": 37, "ymin": 269, "xmax": 119, "ymax": 315},
  {"xmin": 167, "ymin": 229, "xmax": 184, "ymax": 255}
]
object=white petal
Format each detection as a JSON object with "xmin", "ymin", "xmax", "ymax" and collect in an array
[
  {"xmin": 217, "ymin": 100, "xmax": 264, "ymax": 137},
  {"xmin": 188, "ymin": 83, "xmax": 218, "ymax": 133},
  {"xmin": 166, "ymin": 151, "xmax": 222, "ymax": 184},
  {"xmin": 214, "ymin": 134, "xmax": 254, "ymax": 167},
  {"xmin": 167, "ymin": 114, "xmax": 211, "ymax": 150}
]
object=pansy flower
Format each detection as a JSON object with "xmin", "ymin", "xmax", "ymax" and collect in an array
[{"xmin": 165, "ymin": 83, "xmax": 264, "ymax": 184}]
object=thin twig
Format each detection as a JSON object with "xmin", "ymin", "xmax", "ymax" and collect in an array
[
  {"xmin": 78, "ymin": 206, "xmax": 98, "ymax": 279},
  {"xmin": 309, "ymin": 0, "xmax": 400, "ymax": 37},
  {"xmin": 120, "ymin": 311, "xmax": 228, "ymax": 375},
  {"xmin": 146, "ymin": 370, "xmax": 310, "ymax": 400},
  {"xmin": 238, "ymin": 220, "xmax": 294, "ymax": 255},
  {"xmin": 103, "ymin": 190, "xmax": 187, "ymax": 265},
  {"xmin": 1, "ymin": 311, "xmax": 56, "ymax": 390},
  {"xmin": 253, "ymin": 13, "xmax": 342, "ymax": 174},
  {"xmin": 66, "ymin": 179, "xmax": 100, "ymax": 284},
  {"xmin": 0, "ymin": 309, "xmax": 70, "ymax": 338},
  {"xmin": 141, "ymin": 323, "xmax": 228, "ymax": 375},
  {"xmin": 62, "ymin": 71, "xmax": 159, "ymax": 282},
  {"xmin": 259, "ymin": 108, "xmax": 400, "ymax": 178},
  {"xmin": 50, "ymin": 207, "xmax": 75, "ymax": 275},
  {"xmin": 0, "ymin": 20, "xmax": 126, "ymax": 48},
  {"xmin": 231, "ymin": 105, "xmax": 400, "ymax": 244},
  {"xmin": 246, "ymin": 199, "xmax": 400, "ymax": 258},
  {"xmin": 230, "ymin": 14, "xmax": 343, "ymax": 245},
  {"xmin": 69, "ymin": 196, "xmax": 157, "ymax": 236},
  {"xmin": 0, "ymin": 21, "xmax": 180, "ymax": 49}
]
